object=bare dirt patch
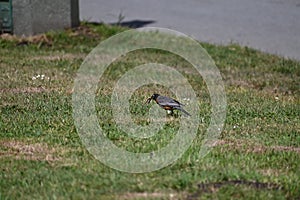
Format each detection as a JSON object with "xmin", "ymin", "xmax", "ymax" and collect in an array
[{"xmin": 0, "ymin": 140, "xmax": 60, "ymax": 162}]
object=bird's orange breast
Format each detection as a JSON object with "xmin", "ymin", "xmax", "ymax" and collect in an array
[{"xmin": 162, "ymin": 106, "xmax": 173, "ymax": 110}]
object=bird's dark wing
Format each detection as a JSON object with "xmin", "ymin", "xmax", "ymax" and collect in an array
[
  {"xmin": 155, "ymin": 95, "xmax": 191, "ymax": 116},
  {"xmin": 156, "ymin": 96, "xmax": 183, "ymax": 107}
]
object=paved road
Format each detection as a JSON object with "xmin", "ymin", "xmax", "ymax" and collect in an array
[{"xmin": 80, "ymin": 0, "xmax": 300, "ymax": 60}]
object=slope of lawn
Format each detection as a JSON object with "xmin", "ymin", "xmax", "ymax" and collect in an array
[{"xmin": 0, "ymin": 23, "xmax": 299, "ymax": 199}]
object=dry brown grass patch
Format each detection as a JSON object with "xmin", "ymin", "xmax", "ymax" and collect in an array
[
  {"xmin": 30, "ymin": 53, "xmax": 86, "ymax": 61},
  {"xmin": 120, "ymin": 192, "xmax": 178, "ymax": 199},
  {"xmin": 0, "ymin": 86, "xmax": 53, "ymax": 94},
  {"xmin": 211, "ymin": 139, "xmax": 300, "ymax": 154},
  {"xmin": 0, "ymin": 140, "xmax": 60, "ymax": 162}
]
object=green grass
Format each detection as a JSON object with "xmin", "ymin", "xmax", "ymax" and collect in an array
[{"xmin": 0, "ymin": 22, "xmax": 299, "ymax": 199}]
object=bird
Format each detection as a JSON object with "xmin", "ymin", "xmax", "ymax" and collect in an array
[{"xmin": 146, "ymin": 93, "xmax": 191, "ymax": 116}]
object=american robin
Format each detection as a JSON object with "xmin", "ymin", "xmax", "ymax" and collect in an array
[{"xmin": 146, "ymin": 93, "xmax": 191, "ymax": 116}]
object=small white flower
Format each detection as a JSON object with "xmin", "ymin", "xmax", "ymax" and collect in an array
[
  {"xmin": 32, "ymin": 76, "xmax": 36, "ymax": 80},
  {"xmin": 167, "ymin": 110, "xmax": 172, "ymax": 114},
  {"xmin": 275, "ymin": 96, "xmax": 279, "ymax": 100}
]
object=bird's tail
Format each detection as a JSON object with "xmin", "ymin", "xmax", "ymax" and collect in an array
[{"xmin": 178, "ymin": 107, "xmax": 191, "ymax": 116}]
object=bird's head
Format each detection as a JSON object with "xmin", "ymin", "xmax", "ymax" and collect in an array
[{"xmin": 146, "ymin": 93, "xmax": 160, "ymax": 104}]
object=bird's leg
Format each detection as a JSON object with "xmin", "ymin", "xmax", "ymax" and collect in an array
[{"xmin": 174, "ymin": 110, "xmax": 179, "ymax": 118}]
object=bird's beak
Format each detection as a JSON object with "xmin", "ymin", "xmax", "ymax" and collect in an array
[{"xmin": 145, "ymin": 98, "xmax": 151, "ymax": 104}]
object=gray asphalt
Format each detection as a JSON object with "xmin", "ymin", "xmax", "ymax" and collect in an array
[{"xmin": 80, "ymin": 0, "xmax": 300, "ymax": 60}]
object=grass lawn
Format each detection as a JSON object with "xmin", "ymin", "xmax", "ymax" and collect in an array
[{"xmin": 0, "ymin": 23, "xmax": 299, "ymax": 199}]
